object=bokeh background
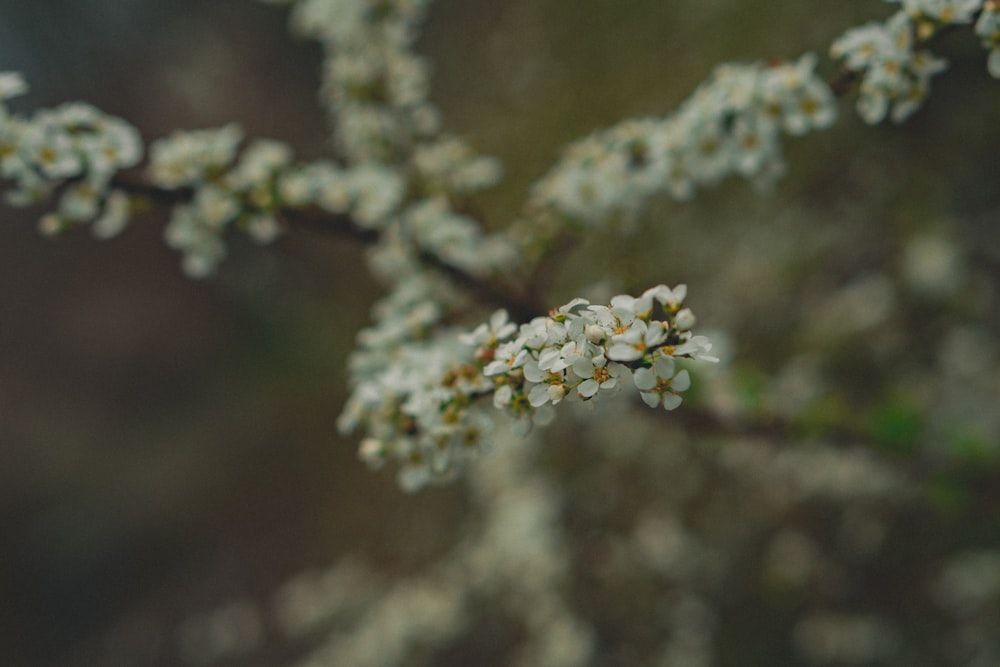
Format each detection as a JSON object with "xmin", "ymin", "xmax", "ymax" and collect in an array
[{"xmin": 2, "ymin": 1, "xmax": 999, "ymax": 665}]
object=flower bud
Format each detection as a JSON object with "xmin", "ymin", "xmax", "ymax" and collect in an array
[
  {"xmin": 674, "ymin": 308, "xmax": 696, "ymax": 331},
  {"xmin": 584, "ymin": 324, "xmax": 608, "ymax": 344}
]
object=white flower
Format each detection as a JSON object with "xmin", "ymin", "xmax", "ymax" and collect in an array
[
  {"xmin": 607, "ymin": 321, "xmax": 667, "ymax": 362},
  {"xmin": 572, "ymin": 354, "xmax": 624, "ymax": 399},
  {"xmin": 831, "ymin": 11, "xmax": 948, "ymax": 125},
  {"xmin": 773, "ymin": 54, "xmax": 837, "ymax": 135},
  {"xmin": 645, "ymin": 283, "xmax": 687, "ymax": 309},
  {"xmin": 149, "ymin": 124, "xmax": 243, "ymax": 188},
  {"xmin": 0, "ymin": 72, "xmax": 27, "ymax": 100},
  {"xmin": 633, "ymin": 357, "xmax": 691, "ymax": 410},
  {"xmin": 79, "ymin": 119, "xmax": 143, "ymax": 175},
  {"xmin": 228, "ymin": 139, "xmax": 293, "ymax": 189},
  {"xmin": 461, "ymin": 309, "xmax": 516, "ymax": 347},
  {"xmin": 194, "ymin": 185, "xmax": 240, "ymax": 228},
  {"xmin": 537, "ymin": 341, "xmax": 581, "ymax": 373},
  {"xmin": 483, "ymin": 341, "xmax": 528, "ymax": 376},
  {"xmin": 246, "ymin": 214, "xmax": 282, "ymax": 244},
  {"xmin": 901, "ymin": 0, "xmax": 981, "ymax": 24},
  {"xmin": 349, "ymin": 164, "xmax": 405, "ymax": 228},
  {"xmin": 23, "ymin": 126, "xmax": 82, "ymax": 178},
  {"xmin": 358, "ymin": 438, "xmax": 387, "ymax": 469}
]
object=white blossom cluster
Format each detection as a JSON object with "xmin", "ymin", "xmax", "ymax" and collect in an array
[
  {"xmin": 150, "ymin": 124, "xmax": 509, "ymax": 281},
  {"xmin": 283, "ymin": 0, "xmax": 436, "ymax": 163},
  {"xmin": 527, "ymin": 54, "xmax": 836, "ymax": 227},
  {"xmin": 0, "ymin": 72, "xmax": 142, "ymax": 238},
  {"xmin": 273, "ymin": 0, "xmax": 513, "ymax": 277},
  {"xmin": 893, "ymin": 0, "xmax": 983, "ymax": 27},
  {"xmin": 830, "ymin": 1, "xmax": 991, "ymax": 124},
  {"xmin": 339, "ymin": 283, "xmax": 715, "ymax": 492},
  {"xmin": 150, "ymin": 123, "xmax": 426, "ymax": 277},
  {"xmin": 483, "ymin": 284, "xmax": 716, "ymax": 424},
  {"xmin": 150, "ymin": 125, "xmax": 298, "ymax": 277}
]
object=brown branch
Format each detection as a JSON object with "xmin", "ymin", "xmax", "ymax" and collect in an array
[{"xmin": 108, "ymin": 170, "xmax": 545, "ymax": 322}]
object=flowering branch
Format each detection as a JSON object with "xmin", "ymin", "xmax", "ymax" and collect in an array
[
  {"xmin": 2, "ymin": 0, "xmax": 999, "ymax": 491},
  {"xmin": 341, "ymin": 284, "xmax": 717, "ymax": 491}
]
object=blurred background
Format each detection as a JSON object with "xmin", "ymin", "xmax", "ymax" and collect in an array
[{"xmin": 1, "ymin": 1, "xmax": 999, "ymax": 665}]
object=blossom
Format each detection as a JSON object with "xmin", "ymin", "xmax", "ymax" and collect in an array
[
  {"xmin": 335, "ymin": 282, "xmax": 712, "ymax": 490},
  {"xmin": 572, "ymin": 354, "xmax": 626, "ymax": 399},
  {"xmin": 633, "ymin": 357, "xmax": 691, "ymax": 410},
  {"xmin": 483, "ymin": 340, "xmax": 529, "ymax": 377},
  {"xmin": 831, "ymin": 10, "xmax": 949, "ymax": 124},
  {"xmin": 149, "ymin": 124, "xmax": 243, "ymax": 189},
  {"xmin": 21, "ymin": 124, "xmax": 81, "ymax": 178},
  {"xmin": 898, "ymin": 0, "xmax": 981, "ymax": 25},
  {"xmin": 528, "ymin": 55, "xmax": 835, "ymax": 226},
  {"xmin": 607, "ymin": 320, "xmax": 667, "ymax": 362},
  {"xmin": 0, "ymin": 72, "xmax": 27, "ymax": 101},
  {"xmin": 460, "ymin": 309, "xmax": 516, "ymax": 348}
]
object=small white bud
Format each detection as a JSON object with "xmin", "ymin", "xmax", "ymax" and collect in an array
[
  {"xmin": 358, "ymin": 438, "xmax": 387, "ymax": 468},
  {"xmin": 674, "ymin": 308, "xmax": 696, "ymax": 331},
  {"xmin": 584, "ymin": 324, "xmax": 608, "ymax": 344},
  {"xmin": 38, "ymin": 213, "xmax": 64, "ymax": 237}
]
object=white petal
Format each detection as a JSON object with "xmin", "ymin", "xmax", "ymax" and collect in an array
[
  {"xmin": 653, "ymin": 356, "xmax": 676, "ymax": 380},
  {"xmin": 528, "ymin": 383, "xmax": 551, "ymax": 407},
  {"xmin": 642, "ymin": 284, "xmax": 672, "ymax": 304},
  {"xmin": 989, "ymin": 49, "xmax": 1000, "ymax": 79},
  {"xmin": 572, "ymin": 356, "xmax": 594, "ymax": 378},
  {"xmin": 610, "ymin": 294, "xmax": 637, "ymax": 311},
  {"xmin": 633, "ymin": 367, "xmax": 656, "ymax": 391},
  {"xmin": 607, "ymin": 342, "xmax": 642, "ymax": 361},
  {"xmin": 523, "ymin": 359, "xmax": 546, "ymax": 383},
  {"xmin": 672, "ymin": 369, "xmax": 691, "ymax": 392},
  {"xmin": 662, "ymin": 393, "xmax": 683, "ymax": 410}
]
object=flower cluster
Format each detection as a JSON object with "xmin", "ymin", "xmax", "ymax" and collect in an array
[
  {"xmin": 892, "ymin": 0, "xmax": 982, "ymax": 31},
  {"xmin": 338, "ymin": 284, "xmax": 715, "ymax": 492},
  {"xmin": 336, "ymin": 271, "xmax": 480, "ymax": 492},
  {"xmin": 150, "ymin": 126, "xmax": 300, "ymax": 276},
  {"xmin": 411, "ymin": 135, "xmax": 504, "ymax": 197},
  {"xmin": 285, "ymin": 0, "xmax": 435, "ymax": 163},
  {"xmin": 829, "ymin": 5, "xmax": 965, "ymax": 124},
  {"xmin": 150, "ymin": 132, "xmax": 513, "ymax": 282},
  {"xmin": 0, "ymin": 72, "xmax": 142, "ymax": 238},
  {"xmin": 273, "ymin": 0, "xmax": 515, "ymax": 280},
  {"xmin": 482, "ymin": 284, "xmax": 716, "ymax": 428},
  {"xmin": 526, "ymin": 54, "xmax": 836, "ymax": 228}
]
